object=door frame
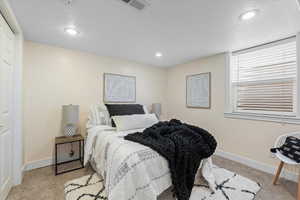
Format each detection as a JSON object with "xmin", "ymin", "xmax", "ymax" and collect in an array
[{"xmin": 0, "ymin": 0, "xmax": 23, "ymax": 185}]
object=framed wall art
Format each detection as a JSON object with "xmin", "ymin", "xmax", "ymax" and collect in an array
[
  {"xmin": 103, "ymin": 73, "xmax": 136, "ymax": 103},
  {"xmin": 186, "ymin": 72, "xmax": 211, "ymax": 108}
]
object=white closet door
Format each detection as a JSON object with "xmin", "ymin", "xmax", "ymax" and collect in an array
[{"xmin": 0, "ymin": 13, "xmax": 14, "ymax": 200}]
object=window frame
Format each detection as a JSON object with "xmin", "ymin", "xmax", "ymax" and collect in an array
[{"xmin": 224, "ymin": 33, "xmax": 300, "ymax": 124}]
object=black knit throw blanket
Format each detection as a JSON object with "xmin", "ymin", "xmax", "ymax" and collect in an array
[{"xmin": 124, "ymin": 119, "xmax": 217, "ymax": 200}]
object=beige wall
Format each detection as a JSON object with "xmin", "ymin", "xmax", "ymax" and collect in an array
[
  {"xmin": 166, "ymin": 53, "xmax": 300, "ymax": 169},
  {"xmin": 23, "ymin": 41, "xmax": 167, "ymax": 164}
]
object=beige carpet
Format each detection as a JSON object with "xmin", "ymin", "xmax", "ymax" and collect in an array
[{"xmin": 7, "ymin": 156, "xmax": 297, "ymax": 200}]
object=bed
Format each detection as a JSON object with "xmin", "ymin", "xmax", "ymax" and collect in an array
[{"xmin": 84, "ymin": 104, "xmax": 216, "ymax": 200}]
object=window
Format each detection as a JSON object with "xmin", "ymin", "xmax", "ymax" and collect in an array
[{"xmin": 225, "ymin": 36, "xmax": 300, "ymax": 124}]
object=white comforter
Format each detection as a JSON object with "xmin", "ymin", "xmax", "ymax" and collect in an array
[{"xmin": 85, "ymin": 125, "xmax": 216, "ymax": 200}]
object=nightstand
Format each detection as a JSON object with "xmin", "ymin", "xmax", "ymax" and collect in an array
[{"xmin": 55, "ymin": 134, "xmax": 84, "ymax": 175}]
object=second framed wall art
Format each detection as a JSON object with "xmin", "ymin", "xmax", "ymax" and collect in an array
[{"xmin": 186, "ymin": 72, "xmax": 211, "ymax": 109}]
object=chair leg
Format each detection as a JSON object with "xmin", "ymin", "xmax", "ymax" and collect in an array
[
  {"xmin": 298, "ymin": 174, "xmax": 300, "ymax": 200},
  {"xmin": 273, "ymin": 161, "xmax": 284, "ymax": 185}
]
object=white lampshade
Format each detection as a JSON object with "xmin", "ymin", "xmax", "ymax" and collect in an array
[
  {"xmin": 62, "ymin": 105, "xmax": 79, "ymax": 137},
  {"xmin": 62, "ymin": 105, "xmax": 79, "ymax": 125},
  {"xmin": 152, "ymin": 103, "xmax": 161, "ymax": 118}
]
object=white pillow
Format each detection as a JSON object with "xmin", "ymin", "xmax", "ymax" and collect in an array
[
  {"xmin": 143, "ymin": 105, "xmax": 149, "ymax": 114},
  {"xmin": 112, "ymin": 114, "xmax": 158, "ymax": 131},
  {"xmin": 87, "ymin": 104, "xmax": 111, "ymax": 127}
]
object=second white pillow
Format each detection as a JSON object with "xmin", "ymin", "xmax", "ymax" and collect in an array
[{"xmin": 112, "ymin": 114, "xmax": 158, "ymax": 131}]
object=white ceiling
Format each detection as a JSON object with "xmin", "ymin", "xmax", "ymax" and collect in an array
[{"xmin": 8, "ymin": 0, "xmax": 300, "ymax": 67}]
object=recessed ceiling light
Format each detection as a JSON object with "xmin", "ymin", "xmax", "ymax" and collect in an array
[
  {"xmin": 155, "ymin": 52, "xmax": 163, "ymax": 58},
  {"xmin": 64, "ymin": 27, "xmax": 79, "ymax": 36},
  {"xmin": 240, "ymin": 10, "xmax": 259, "ymax": 21}
]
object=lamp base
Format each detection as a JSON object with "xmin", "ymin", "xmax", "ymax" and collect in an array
[{"xmin": 64, "ymin": 124, "xmax": 77, "ymax": 137}]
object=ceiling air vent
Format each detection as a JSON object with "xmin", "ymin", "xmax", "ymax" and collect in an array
[
  {"xmin": 121, "ymin": 0, "xmax": 150, "ymax": 10},
  {"xmin": 62, "ymin": 0, "xmax": 75, "ymax": 6}
]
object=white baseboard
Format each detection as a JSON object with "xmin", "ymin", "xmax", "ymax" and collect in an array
[
  {"xmin": 24, "ymin": 157, "xmax": 53, "ymax": 171},
  {"xmin": 215, "ymin": 150, "xmax": 298, "ymax": 183},
  {"xmin": 24, "ymin": 154, "xmax": 81, "ymax": 171}
]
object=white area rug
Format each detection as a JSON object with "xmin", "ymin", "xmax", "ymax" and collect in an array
[
  {"xmin": 64, "ymin": 167, "xmax": 261, "ymax": 200},
  {"xmin": 64, "ymin": 173, "xmax": 107, "ymax": 200},
  {"xmin": 191, "ymin": 166, "xmax": 261, "ymax": 200}
]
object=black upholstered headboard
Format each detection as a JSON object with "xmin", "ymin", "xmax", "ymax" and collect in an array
[{"xmin": 105, "ymin": 104, "xmax": 145, "ymax": 127}]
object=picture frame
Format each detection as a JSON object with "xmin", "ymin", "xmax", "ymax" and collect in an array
[
  {"xmin": 186, "ymin": 72, "xmax": 211, "ymax": 109},
  {"xmin": 103, "ymin": 73, "xmax": 136, "ymax": 103}
]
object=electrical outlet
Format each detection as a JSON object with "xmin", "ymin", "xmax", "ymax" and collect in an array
[{"xmin": 270, "ymin": 151, "xmax": 276, "ymax": 158}]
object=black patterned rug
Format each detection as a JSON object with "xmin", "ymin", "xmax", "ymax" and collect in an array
[
  {"xmin": 64, "ymin": 173, "xmax": 107, "ymax": 200},
  {"xmin": 64, "ymin": 167, "xmax": 261, "ymax": 200}
]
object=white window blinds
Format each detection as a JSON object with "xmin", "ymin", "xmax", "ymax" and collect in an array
[{"xmin": 231, "ymin": 37, "xmax": 297, "ymax": 114}]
